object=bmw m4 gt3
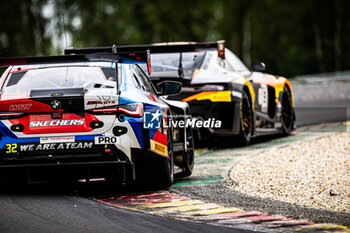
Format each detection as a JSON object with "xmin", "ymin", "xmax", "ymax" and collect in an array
[{"xmin": 0, "ymin": 49, "xmax": 193, "ymax": 188}]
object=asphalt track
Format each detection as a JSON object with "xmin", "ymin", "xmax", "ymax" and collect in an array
[
  {"xmin": 0, "ymin": 76, "xmax": 349, "ymax": 233},
  {"xmin": 0, "ymin": 183, "xmax": 253, "ymax": 233},
  {"xmin": 295, "ymin": 98, "xmax": 350, "ymax": 126}
]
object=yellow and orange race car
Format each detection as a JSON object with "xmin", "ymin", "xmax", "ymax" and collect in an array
[
  {"xmin": 66, "ymin": 42, "xmax": 295, "ymax": 146},
  {"xmin": 138, "ymin": 41, "xmax": 295, "ymax": 146}
]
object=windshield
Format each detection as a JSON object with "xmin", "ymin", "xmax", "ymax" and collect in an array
[
  {"xmin": 2, "ymin": 67, "xmax": 109, "ymax": 94},
  {"xmin": 141, "ymin": 52, "xmax": 206, "ymax": 78}
]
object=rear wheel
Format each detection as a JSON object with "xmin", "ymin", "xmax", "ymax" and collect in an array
[
  {"xmin": 281, "ymin": 86, "xmax": 293, "ymax": 135},
  {"xmin": 157, "ymin": 128, "xmax": 174, "ymax": 188},
  {"xmin": 236, "ymin": 91, "xmax": 252, "ymax": 146},
  {"xmin": 134, "ymin": 125, "xmax": 174, "ymax": 190}
]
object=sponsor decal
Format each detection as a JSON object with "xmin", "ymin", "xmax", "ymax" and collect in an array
[
  {"xmin": 206, "ymin": 91, "xmax": 231, "ymax": 102},
  {"xmin": 258, "ymin": 84, "xmax": 268, "ymax": 112},
  {"xmin": 94, "ymin": 136, "xmax": 119, "ymax": 144},
  {"xmin": 40, "ymin": 136, "xmax": 75, "ymax": 144},
  {"xmin": 19, "ymin": 142, "xmax": 93, "ymax": 151},
  {"xmin": 84, "ymin": 95, "xmax": 118, "ymax": 110},
  {"xmin": 182, "ymin": 91, "xmax": 232, "ymax": 102},
  {"xmin": 51, "ymin": 111, "xmax": 63, "ymax": 119},
  {"xmin": 9, "ymin": 103, "xmax": 32, "ymax": 111},
  {"xmin": 150, "ymin": 140, "xmax": 168, "ymax": 157},
  {"xmin": 87, "ymin": 100, "xmax": 116, "ymax": 105},
  {"xmin": 29, "ymin": 119, "xmax": 85, "ymax": 127},
  {"xmin": 155, "ymin": 143, "xmax": 165, "ymax": 154}
]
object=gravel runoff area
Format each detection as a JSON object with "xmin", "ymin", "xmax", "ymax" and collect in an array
[{"xmin": 230, "ymin": 132, "xmax": 350, "ymax": 214}]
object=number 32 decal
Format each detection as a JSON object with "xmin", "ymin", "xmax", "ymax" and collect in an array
[{"xmin": 5, "ymin": 143, "xmax": 17, "ymax": 153}]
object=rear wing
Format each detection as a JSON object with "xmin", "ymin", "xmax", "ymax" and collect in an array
[
  {"xmin": 0, "ymin": 48, "xmax": 152, "ymax": 75},
  {"xmin": 64, "ymin": 40, "xmax": 226, "ymax": 60}
]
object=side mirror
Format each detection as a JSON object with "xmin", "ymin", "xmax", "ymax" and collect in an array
[
  {"xmin": 157, "ymin": 81, "xmax": 182, "ymax": 96},
  {"xmin": 251, "ymin": 62, "xmax": 266, "ymax": 72}
]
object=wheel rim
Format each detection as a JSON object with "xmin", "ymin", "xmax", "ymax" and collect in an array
[
  {"xmin": 185, "ymin": 128, "xmax": 194, "ymax": 171},
  {"xmin": 167, "ymin": 128, "xmax": 174, "ymax": 182},
  {"xmin": 281, "ymin": 88, "xmax": 293, "ymax": 130},
  {"xmin": 241, "ymin": 94, "xmax": 252, "ymax": 136}
]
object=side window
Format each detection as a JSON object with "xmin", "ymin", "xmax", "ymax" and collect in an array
[
  {"xmin": 132, "ymin": 73, "xmax": 142, "ymax": 89},
  {"xmin": 130, "ymin": 65, "xmax": 156, "ymax": 94},
  {"xmin": 129, "ymin": 65, "xmax": 143, "ymax": 89}
]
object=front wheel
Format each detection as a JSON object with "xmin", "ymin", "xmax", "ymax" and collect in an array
[
  {"xmin": 236, "ymin": 91, "xmax": 252, "ymax": 146},
  {"xmin": 281, "ymin": 86, "xmax": 294, "ymax": 135}
]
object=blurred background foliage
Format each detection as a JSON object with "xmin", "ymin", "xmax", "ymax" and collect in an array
[{"xmin": 0, "ymin": 0, "xmax": 349, "ymax": 77}]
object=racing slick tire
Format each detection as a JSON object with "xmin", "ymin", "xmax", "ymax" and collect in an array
[
  {"xmin": 156, "ymin": 127, "xmax": 175, "ymax": 188},
  {"xmin": 281, "ymin": 86, "xmax": 294, "ymax": 135},
  {"xmin": 236, "ymin": 91, "xmax": 253, "ymax": 146},
  {"xmin": 135, "ymin": 124, "xmax": 174, "ymax": 190}
]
